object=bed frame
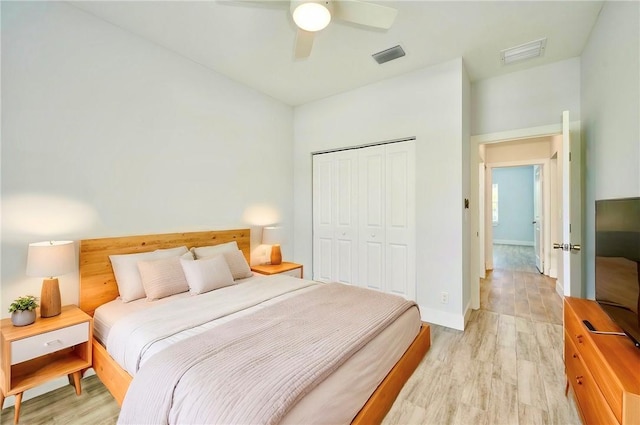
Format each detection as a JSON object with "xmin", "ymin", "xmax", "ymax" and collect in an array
[{"xmin": 78, "ymin": 229, "xmax": 430, "ymax": 424}]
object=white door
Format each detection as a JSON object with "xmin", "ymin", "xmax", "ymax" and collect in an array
[
  {"xmin": 359, "ymin": 145, "xmax": 386, "ymax": 292},
  {"xmin": 533, "ymin": 165, "xmax": 543, "ymax": 273},
  {"xmin": 312, "ymin": 153, "xmax": 335, "ymax": 282},
  {"xmin": 555, "ymin": 111, "xmax": 582, "ymax": 296},
  {"xmin": 312, "ymin": 150, "xmax": 358, "ymax": 284},
  {"xmin": 334, "ymin": 151, "xmax": 359, "ymax": 285},
  {"xmin": 384, "ymin": 142, "xmax": 416, "ymax": 300}
]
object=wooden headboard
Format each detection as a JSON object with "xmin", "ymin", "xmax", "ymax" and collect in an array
[{"xmin": 79, "ymin": 229, "xmax": 251, "ymax": 316}]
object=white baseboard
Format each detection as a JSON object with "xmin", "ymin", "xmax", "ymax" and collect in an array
[
  {"xmin": 555, "ymin": 280, "xmax": 564, "ymax": 297},
  {"xmin": 493, "ymin": 240, "xmax": 534, "ymax": 246},
  {"xmin": 1, "ymin": 369, "xmax": 95, "ymax": 408},
  {"xmin": 463, "ymin": 300, "xmax": 473, "ymax": 327},
  {"xmin": 419, "ymin": 305, "xmax": 466, "ymax": 330}
]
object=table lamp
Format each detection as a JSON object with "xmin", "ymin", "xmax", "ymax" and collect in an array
[
  {"xmin": 262, "ymin": 226, "xmax": 283, "ymax": 265},
  {"xmin": 26, "ymin": 241, "xmax": 75, "ymax": 318}
]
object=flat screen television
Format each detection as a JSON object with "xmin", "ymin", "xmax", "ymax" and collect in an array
[{"xmin": 595, "ymin": 197, "xmax": 640, "ymax": 347}]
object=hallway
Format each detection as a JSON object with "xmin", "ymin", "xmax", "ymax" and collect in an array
[{"xmin": 493, "ymin": 244, "xmax": 539, "ymax": 274}]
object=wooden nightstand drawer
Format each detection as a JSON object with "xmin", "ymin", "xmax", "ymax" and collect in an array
[
  {"xmin": 11, "ymin": 322, "xmax": 89, "ymax": 365},
  {"xmin": 1, "ymin": 305, "xmax": 93, "ymax": 424}
]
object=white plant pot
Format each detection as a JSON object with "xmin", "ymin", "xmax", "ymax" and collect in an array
[{"xmin": 11, "ymin": 310, "xmax": 36, "ymax": 326}]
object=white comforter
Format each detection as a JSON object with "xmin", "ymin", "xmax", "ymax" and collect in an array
[
  {"xmin": 106, "ymin": 275, "xmax": 317, "ymax": 375},
  {"xmin": 117, "ymin": 282, "xmax": 418, "ymax": 425}
]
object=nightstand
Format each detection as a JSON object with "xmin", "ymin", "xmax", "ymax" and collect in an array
[
  {"xmin": 1, "ymin": 305, "xmax": 92, "ymax": 424},
  {"xmin": 251, "ymin": 262, "xmax": 303, "ymax": 278}
]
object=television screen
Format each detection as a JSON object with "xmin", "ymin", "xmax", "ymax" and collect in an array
[{"xmin": 595, "ymin": 197, "xmax": 640, "ymax": 347}]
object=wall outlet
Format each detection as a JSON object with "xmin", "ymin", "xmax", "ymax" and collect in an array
[{"xmin": 440, "ymin": 291, "xmax": 449, "ymax": 304}]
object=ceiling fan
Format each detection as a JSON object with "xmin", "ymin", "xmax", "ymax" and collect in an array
[{"xmin": 235, "ymin": 0, "xmax": 398, "ymax": 59}]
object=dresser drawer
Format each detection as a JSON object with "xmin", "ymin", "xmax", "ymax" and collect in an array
[
  {"xmin": 280, "ymin": 267, "xmax": 302, "ymax": 278},
  {"xmin": 564, "ymin": 301, "xmax": 623, "ymax": 422},
  {"xmin": 12, "ymin": 322, "xmax": 89, "ymax": 365},
  {"xmin": 565, "ymin": 330, "xmax": 619, "ymax": 425}
]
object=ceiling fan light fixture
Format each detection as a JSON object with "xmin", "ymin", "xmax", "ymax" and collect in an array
[{"xmin": 292, "ymin": 1, "xmax": 332, "ymax": 32}]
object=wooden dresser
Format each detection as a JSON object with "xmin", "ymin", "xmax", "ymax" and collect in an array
[{"xmin": 564, "ymin": 297, "xmax": 640, "ymax": 425}]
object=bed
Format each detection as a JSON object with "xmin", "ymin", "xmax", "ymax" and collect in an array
[{"xmin": 79, "ymin": 229, "xmax": 431, "ymax": 424}]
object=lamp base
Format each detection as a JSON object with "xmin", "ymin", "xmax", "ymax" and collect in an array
[
  {"xmin": 41, "ymin": 278, "xmax": 61, "ymax": 318},
  {"xmin": 270, "ymin": 244, "xmax": 282, "ymax": 265}
]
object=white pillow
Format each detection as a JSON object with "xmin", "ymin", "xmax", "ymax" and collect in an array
[
  {"xmin": 215, "ymin": 249, "xmax": 253, "ymax": 280},
  {"xmin": 110, "ymin": 246, "xmax": 188, "ymax": 302},
  {"xmin": 138, "ymin": 255, "xmax": 190, "ymax": 301},
  {"xmin": 191, "ymin": 241, "xmax": 239, "ymax": 259},
  {"xmin": 180, "ymin": 255, "xmax": 234, "ymax": 295}
]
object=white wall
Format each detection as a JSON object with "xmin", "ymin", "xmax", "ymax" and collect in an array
[
  {"xmin": 581, "ymin": 1, "xmax": 640, "ymax": 298},
  {"xmin": 294, "ymin": 59, "xmax": 468, "ymax": 329},
  {"xmin": 1, "ymin": 2, "xmax": 294, "ymax": 315},
  {"xmin": 472, "ymin": 58, "xmax": 581, "ymax": 135},
  {"xmin": 461, "ymin": 63, "xmax": 471, "ymax": 322},
  {"xmin": 491, "ymin": 166, "xmax": 535, "ymax": 245}
]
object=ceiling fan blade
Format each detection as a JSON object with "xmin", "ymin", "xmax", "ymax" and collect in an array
[
  {"xmin": 333, "ymin": 0, "xmax": 398, "ymax": 29},
  {"xmin": 218, "ymin": 0, "xmax": 287, "ymax": 9},
  {"xmin": 294, "ymin": 28, "xmax": 314, "ymax": 59}
]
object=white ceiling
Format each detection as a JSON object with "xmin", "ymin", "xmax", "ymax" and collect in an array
[{"xmin": 70, "ymin": 1, "xmax": 603, "ymax": 106}]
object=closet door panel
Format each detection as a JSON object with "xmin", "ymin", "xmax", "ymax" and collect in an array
[
  {"xmin": 312, "ymin": 154, "xmax": 335, "ymax": 282},
  {"xmin": 359, "ymin": 145, "xmax": 386, "ymax": 290},
  {"xmin": 385, "ymin": 142, "xmax": 416, "ymax": 300},
  {"xmin": 334, "ymin": 152, "xmax": 358, "ymax": 285},
  {"xmin": 317, "ymin": 237, "xmax": 333, "ymax": 282},
  {"xmin": 363, "ymin": 153, "xmax": 384, "ymax": 228},
  {"xmin": 388, "ymin": 244, "xmax": 408, "ymax": 295},
  {"xmin": 363, "ymin": 241, "xmax": 384, "ymax": 291}
]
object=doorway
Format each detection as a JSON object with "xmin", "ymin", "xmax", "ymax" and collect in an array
[
  {"xmin": 470, "ymin": 113, "xmax": 583, "ymax": 312},
  {"xmin": 490, "ymin": 165, "xmax": 539, "ymax": 274},
  {"xmin": 480, "ymin": 137, "xmax": 557, "ymax": 279}
]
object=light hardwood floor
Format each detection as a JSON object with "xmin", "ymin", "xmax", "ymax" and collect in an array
[
  {"xmin": 384, "ymin": 267, "xmax": 579, "ymax": 425},
  {"xmin": 493, "ymin": 244, "xmax": 539, "ymax": 274},
  {"xmin": 1, "ymin": 269, "xmax": 579, "ymax": 425}
]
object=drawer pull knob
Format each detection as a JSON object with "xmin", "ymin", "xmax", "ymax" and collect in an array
[
  {"xmin": 575, "ymin": 375, "xmax": 583, "ymax": 385},
  {"xmin": 572, "ymin": 353, "xmax": 578, "ymax": 359},
  {"xmin": 44, "ymin": 339, "xmax": 62, "ymax": 347}
]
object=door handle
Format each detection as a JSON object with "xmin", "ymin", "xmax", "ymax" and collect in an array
[
  {"xmin": 553, "ymin": 243, "xmax": 580, "ymax": 252},
  {"xmin": 532, "ymin": 221, "xmax": 537, "ymax": 224}
]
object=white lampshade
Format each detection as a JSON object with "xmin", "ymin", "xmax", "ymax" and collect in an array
[
  {"xmin": 292, "ymin": 1, "xmax": 331, "ymax": 32},
  {"xmin": 26, "ymin": 241, "xmax": 75, "ymax": 278},
  {"xmin": 262, "ymin": 226, "xmax": 283, "ymax": 245}
]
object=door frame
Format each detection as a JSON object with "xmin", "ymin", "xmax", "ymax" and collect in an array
[{"xmin": 470, "ymin": 123, "xmax": 563, "ymax": 310}]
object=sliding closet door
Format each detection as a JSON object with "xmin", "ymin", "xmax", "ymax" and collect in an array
[{"xmin": 312, "ymin": 150, "xmax": 358, "ymax": 284}]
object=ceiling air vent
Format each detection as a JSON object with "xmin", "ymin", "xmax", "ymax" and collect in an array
[
  {"xmin": 500, "ymin": 38, "xmax": 547, "ymax": 65},
  {"xmin": 372, "ymin": 45, "xmax": 405, "ymax": 65}
]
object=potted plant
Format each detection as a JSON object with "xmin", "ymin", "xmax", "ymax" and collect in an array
[{"xmin": 9, "ymin": 295, "xmax": 38, "ymax": 326}]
